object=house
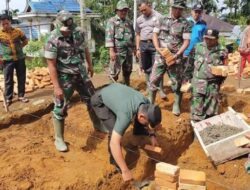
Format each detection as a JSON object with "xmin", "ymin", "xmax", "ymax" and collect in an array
[
  {"xmin": 17, "ymin": 0, "xmax": 101, "ymax": 51},
  {"xmin": 202, "ymin": 14, "xmax": 234, "ymax": 37}
]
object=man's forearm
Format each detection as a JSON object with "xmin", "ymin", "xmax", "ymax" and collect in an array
[
  {"xmin": 153, "ymin": 33, "xmax": 160, "ymax": 51},
  {"xmin": 177, "ymin": 39, "xmax": 190, "ymax": 56},
  {"xmin": 47, "ymin": 59, "xmax": 60, "ymax": 89},
  {"xmin": 110, "ymin": 131, "xmax": 128, "ymax": 172},
  {"xmin": 136, "ymin": 33, "xmax": 140, "ymax": 50},
  {"xmin": 85, "ymin": 47, "xmax": 93, "ymax": 67}
]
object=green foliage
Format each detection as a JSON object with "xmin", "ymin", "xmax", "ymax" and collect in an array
[
  {"xmin": 25, "ymin": 57, "xmax": 46, "ymax": 70},
  {"xmin": 24, "ymin": 35, "xmax": 48, "ymax": 70},
  {"xmin": 219, "ymin": 36, "xmax": 238, "ymax": 52},
  {"xmin": 24, "ymin": 35, "xmax": 48, "ymax": 56},
  {"xmin": 92, "ymin": 45, "xmax": 109, "ymax": 73}
]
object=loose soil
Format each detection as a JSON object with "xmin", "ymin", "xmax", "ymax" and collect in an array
[{"xmin": 0, "ymin": 74, "xmax": 250, "ymax": 190}]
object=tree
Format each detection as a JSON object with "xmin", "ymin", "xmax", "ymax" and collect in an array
[{"xmin": 241, "ymin": 0, "xmax": 250, "ymax": 17}]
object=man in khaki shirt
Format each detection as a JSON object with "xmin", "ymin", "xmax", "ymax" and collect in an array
[{"xmin": 238, "ymin": 17, "xmax": 250, "ymax": 79}]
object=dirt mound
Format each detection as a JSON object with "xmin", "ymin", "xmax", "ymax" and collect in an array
[{"xmin": 0, "ymin": 76, "xmax": 250, "ymax": 190}]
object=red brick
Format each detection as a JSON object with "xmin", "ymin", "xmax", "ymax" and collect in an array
[
  {"xmin": 144, "ymin": 144, "xmax": 162, "ymax": 154},
  {"xmin": 179, "ymin": 169, "xmax": 206, "ymax": 186},
  {"xmin": 155, "ymin": 177, "xmax": 178, "ymax": 189},
  {"xmin": 234, "ymin": 137, "xmax": 250, "ymax": 147},
  {"xmin": 178, "ymin": 183, "xmax": 206, "ymax": 190},
  {"xmin": 155, "ymin": 170, "xmax": 178, "ymax": 183},
  {"xmin": 156, "ymin": 162, "xmax": 180, "ymax": 176}
]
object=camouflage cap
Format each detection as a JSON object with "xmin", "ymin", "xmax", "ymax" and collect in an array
[
  {"xmin": 57, "ymin": 10, "xmax": 73, "ymax": 22},
  {"xmin": 204, "ymin": 29, "xmax": 219, "ymax": 39},
  {"xmin": 171, "ymin": 0, "xmax": 186, "ymax": 9},
  {"xmin": 116, "ymin": 0, "xmax": 129, "ymax": 10}
]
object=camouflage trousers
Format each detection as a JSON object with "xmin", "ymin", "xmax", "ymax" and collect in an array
[
  {"xmin": 149, "ymin": 52, "xmax": 184, "ymax": 93},
  {"xmin": 183, "ymin": 53, "xmax": 195, "ymax": 82},
  {"xmin": 109, "ymin": 48, "xmax": 133, "ymax": 80},
  {"xmin": 191, "ymin": 79, "xmax": 221, "ymax": 122},
  {"xmin": 53, "ymin": 73, "xmax": 95, "ymax": 121}
]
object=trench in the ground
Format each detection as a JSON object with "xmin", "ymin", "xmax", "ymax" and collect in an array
[{"xmin": 0, "ymin": 81, "xmax": 250, "ymax": 190}]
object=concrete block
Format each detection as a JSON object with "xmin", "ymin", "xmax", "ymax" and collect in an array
[
  {"xmin": 144, "ymin": 144, "xmax": 162, "ymax": 154},
  {"xmin": 179, "ymin": 169, "xmax": 206, "ymax": 186},
  {"xmin": 243, "ymin": 88, "xmax": 250, "ymax": 95},
  {"xmin": 156, "ymin": 162, "xmax": 180, "ymax": 176},
  {"xmin": 178, "ymin": 183, "xmax": 206, "ymax": 190},
  {"xmin": 236, "ymin": 88, "xmax": 244, "ymax": 94},
  {"xmin": 155, "ymin": 178, "xmax": 178, "ymax": 189},
  {"xmin": 220, "ymin": 85, "xmax": 236, "ymax": 92},
  {"xmin": 155, "ymin": 170, "xmax": 178, "ymax": 183},
  {"xmin": 234, "ymin": 136, "xmax": 250, "ymax": 147}
]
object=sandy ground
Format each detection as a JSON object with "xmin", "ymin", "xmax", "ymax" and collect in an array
[{"xmin": 0, "ymin": 73, "xmax": 250, "ymax": 190}]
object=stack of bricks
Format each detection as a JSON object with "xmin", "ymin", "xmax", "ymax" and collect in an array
[
  {"xmin": 153, "ymin": 162, "xmax": 207, "ymax": 190},
  {"xmin": 179, "ymin": 169, "xmax": 206, "ymax": 190},
  {"xmin": 154, "ymin": 162, "xmax": 180, "ymax": 190},
  {"xmin": 210, "ymin": 65, "xmax": 229, "ymax": 77}
]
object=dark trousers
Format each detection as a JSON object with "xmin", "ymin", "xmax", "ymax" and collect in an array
[
  {"xmin": 91, "ymin": 91, "xmax": 149, "ymax": 170},
  {"xmin": 3, "ymin": 59, "xmax": 26, "ymax": 100},
  {"xmin": 140, "ymin": 40, "xmax": 156, "ymax": 74},
  {"xmin": 90, "ymin": 91, "xmax": 118, "ymax": 167}
]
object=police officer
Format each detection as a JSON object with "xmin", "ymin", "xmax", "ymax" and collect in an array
[
  {"xmin": 44, "ymin": 11, "xmax": 103, "ymax": 152},
  {"xmin": 149, "ymin": 0, "xmax": 191, "ymax": 115},
  {"xmin": 90, "ymin": 83, "xmax": 162, "ymax": 181},
  {"xmin": 105, "ymin": 0, "xmax": 135, "ymax": 86},
  {"xmin": 191, "ymin": 29, "xmax": 228, "ymax": 122},
  {"xmin": 135, "ymin": 0, "xmax": 166, "ymax": 99},
  {"xmin": 182, "ymin": 3, "xmax": 207, "ymax": 91}
]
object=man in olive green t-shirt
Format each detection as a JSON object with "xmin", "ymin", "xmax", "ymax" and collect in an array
[{"xmin": 91, "ymin": 83, "xmax": 162, "ymax": 182}]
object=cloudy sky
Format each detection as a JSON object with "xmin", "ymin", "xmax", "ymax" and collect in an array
[{"xmin": 0, "ymin": 0, "xmax": 225, "ymax": 13}]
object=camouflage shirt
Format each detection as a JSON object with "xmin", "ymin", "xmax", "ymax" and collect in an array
[
  {"xmin": 105, "ymin": 15, "xmax": 135, "ymax": 49},
  {"xmin": 44, "ymin": 25, "xmax": 87, "ymax": 76},
  {"xmin": 193, "ymin": 42, "xmax": 228, "ymax": 80},
  {"xmin": 0, "ymin": 27, "xmax": 28, "ymax": 61},
  {"xmin": 153, "ymin": 15, "xmax": 191, "ymax": 53}
]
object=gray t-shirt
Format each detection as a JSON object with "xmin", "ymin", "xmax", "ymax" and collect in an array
[
  {"xmin": 135, "ymin": 10, "xmax": 162, "ymax": 40},
  {"xmin": 100, "ymin": 83, "xmax": 150, "ymax": 135}
]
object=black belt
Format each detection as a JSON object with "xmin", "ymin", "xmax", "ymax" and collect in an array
[{"xmin": 141, "ymin": 39, "xmax": 153, "ymax": 43}]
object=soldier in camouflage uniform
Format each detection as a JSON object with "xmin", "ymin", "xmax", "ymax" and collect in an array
[
  {"xmin": 149, "ymin": 0, "xmax": 191, "ymax": 116},
  {"xmin": 44, "ymin": 11, "xmax": 104, "ymax": 152},
  {"xmin": 105, "ymin": 0, "xmax": 135, "ymax": 86},
  {"xmin": 191, "ymin": 29, "xmax": 228, "ymax": 122}
]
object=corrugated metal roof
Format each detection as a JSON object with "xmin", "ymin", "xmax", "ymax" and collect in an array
[
  {"xmin": 29, "ymin": 1, "xmax": 58, "ymax": 13},
  {"xmin": 28, "ymin": 0, "xmax": 92, "ymax": 13}
]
